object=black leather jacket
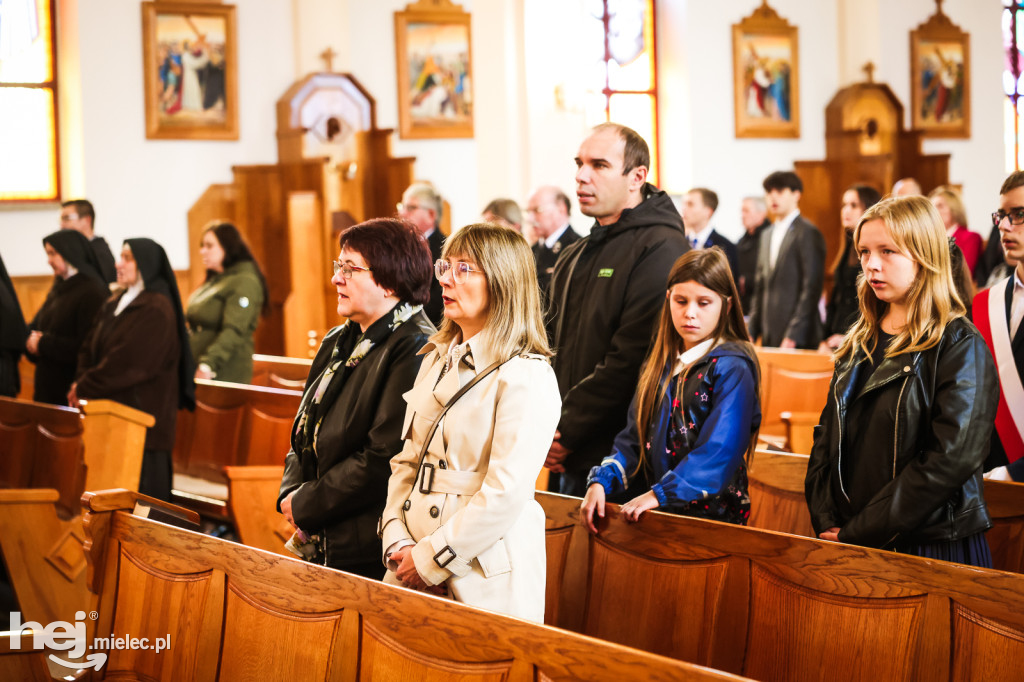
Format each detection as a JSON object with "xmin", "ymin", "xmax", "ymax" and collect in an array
[{"xmin": 805, "ymin": 317, "xmax": 998, "ymax": 549}]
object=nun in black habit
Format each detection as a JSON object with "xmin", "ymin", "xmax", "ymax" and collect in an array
[
  {"xmin": 27, "ymin": 230, "xmax": 110, "ymax": 405},
  {"xmin": 0, "ymin": 251, "xmax": 27, "ymax": 397},
  {"xmin": 72, "ymin": 238, "xmax": 196, "ymax": 501}
]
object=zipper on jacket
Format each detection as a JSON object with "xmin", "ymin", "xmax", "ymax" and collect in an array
[
  {"xmin": 892, "ymin": 376, "xmax": 909, "ymax": 480},
  {"xmin": 834, "ymin": 367, "xmax": 851, "ymax": 503}
]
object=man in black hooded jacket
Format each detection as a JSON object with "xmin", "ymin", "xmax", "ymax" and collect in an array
[{"xmin": 545, "ymin": 123, "xmax": 690, "ymax": 496}]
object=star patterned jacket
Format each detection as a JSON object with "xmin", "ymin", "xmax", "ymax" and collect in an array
[{"xmin": 588, "ymin": 342, "xmax": 761, "ymax": 519}]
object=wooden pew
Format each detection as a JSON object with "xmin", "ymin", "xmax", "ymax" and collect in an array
[
  {"xmin": 251, "ymin": 353, "xmax": 313, "ymax": 390},
  {"xmin": 746, "ymin": 448, "xmax": 1024, "ymax": 575},
  {"xmin": 754, "ymin": 347, "xmax": 832, "ymax": 450},
  {"xmin": 172, "ymin": 379, "xmax": 301, "ymax": 517},
  {"xmin": 538, "ymin": 490, "xmax": 1024, "ymax": 681},
  {"xmin": 225, "ymin": 465, "xmax": 293, "ymax": 557},
  {"xmin": 60, "ymin": 489, "xmax": 747, "ymax": 682},
  {"xmin": 0, "ymin": 397, "xmax": 151, "ymax": 635}
]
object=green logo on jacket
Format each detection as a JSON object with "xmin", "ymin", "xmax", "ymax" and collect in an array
[{"xmin": 598, "ymin": 268, "xmax": 614, "ymax": 278}]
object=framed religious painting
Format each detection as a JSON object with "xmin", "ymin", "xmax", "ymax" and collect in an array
[
  {"xmin": 910, "ymin": 4, "xmax": 970, "ymax": 138},
  {"xmin": 732, "ymin": 1, "xmax": 800, "ymax": 139},
  {"xmin": 394, "ymin": 0, "xmax": 473, "ymax": 139},
  {"xmin": 141, "ymin": 1, "xmax": 238, "ymax": 140}
]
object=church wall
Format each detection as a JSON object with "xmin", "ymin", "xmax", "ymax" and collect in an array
[
  {"xmin": 0, "ymin": 0, "xmax": 296, "ymax": 276},
  {"xmin": 878, "ymin": 0, "xmax": 1005, "ymax": 238}
]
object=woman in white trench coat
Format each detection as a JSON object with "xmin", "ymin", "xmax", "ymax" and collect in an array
[{"xmin": 379, "ymin": 222, "xmax": 561, "ymax": 622}]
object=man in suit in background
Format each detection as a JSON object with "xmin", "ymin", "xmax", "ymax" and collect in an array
[
  {"xmin": 60, "ymin": 199, "xmax": 116, "ymax": 284},
  {"xmin": 680, "ymin": 187, "xmax": 738, "ymax": 280},
  {"xmin": 526, "ymin": 185, "xmax": 579, "ymax": 306},
  {"xmin": 399, "ymin": 182, "xmax": 445, "ymax": 324},
  {"xmin": 975, "ymin": 170, "xmax": 1024, "ymax": 481},
  {"xmin": 748, "ymin": 171, "xmax": 826, "ymax": 349},
  {"xmin": 737, "ymin": 195, "xmax": 771, "ymax": 315}
]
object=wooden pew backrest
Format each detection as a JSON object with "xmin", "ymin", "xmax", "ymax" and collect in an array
[
  {"xmin": 755, "ymin": 348, "xmax": 833, "ymax": 447},
  {"xmin": 0, "ymin": 397, "xmax": 85, "ymax": 518},
  {"xmin": 173, "ymin": 379, "xmax": 302, "ymax": 483},
  {"xmin": 538, "ymin": 490, "xmax": 1024, "ymax": 682},
  {"xmin": 78, "ymin": 489, "xmax": 747, "ymax": 682},
  {"xmin": 252, "ymin": 353, "xmax": 313, "ymax": 391}
]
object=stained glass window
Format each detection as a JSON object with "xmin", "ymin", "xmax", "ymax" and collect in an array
[
  {"xmin": 583, "ymin": 0, "xmax": 660, "ymax": 185},
  {"xmin": 0, "ymin": 0, "xmax": 60, "ymax": 202}
]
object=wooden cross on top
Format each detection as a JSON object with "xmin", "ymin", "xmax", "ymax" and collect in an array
[
  {"xmin": 320, "ymin": 47, "xmax": 337, "ymax": 72},
  {"xmin": 862, "ymin": 61, "xmax": 876, "ymax": 83}
]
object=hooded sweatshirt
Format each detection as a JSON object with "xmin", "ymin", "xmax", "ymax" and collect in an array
[{"xmin": 548, "ymin": 184, "xmax": 690, "ymax": 481}]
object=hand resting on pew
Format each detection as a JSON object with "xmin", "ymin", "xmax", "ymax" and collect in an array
[
  {"xmin": 819, "ymin": 526, "xmax": 840, "ymax": 542},
  {"xmin": 581, "ymin": 484, "xmax": 660, "ymax": 533}
]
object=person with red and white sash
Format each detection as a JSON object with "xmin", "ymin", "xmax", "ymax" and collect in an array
[{"xmin": 974, "ymin": 171, "xmax": 1024, "ymax": 481}]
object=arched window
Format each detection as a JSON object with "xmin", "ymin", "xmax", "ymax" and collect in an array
[
  {"xmin": 0, "ymin": 0, "xmax": 60, "ymax": 202},
  {"xmin": 582, "ymin": 0, "xmax": 660, "ymax": 184},
  {"xmin": 1004, "ymin": 0, "xmax": 1024, "ymax": 170}
]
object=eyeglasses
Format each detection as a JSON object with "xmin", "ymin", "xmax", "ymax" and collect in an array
[
  {"xmin": 992, "ymin": 208, "xmax": 1024, "ymax": 227},
  {"xmin": 397, "ymin": 202, "xmax": 425, "ymax": 214},
  {"xmin": 525, "ymin": 206, "xmax": 550, "ymax": 215},
  {"xmin": 332, "ymin": 260, "xmax": 372, "ymax": 279},
  {"xmin": 434, "ymin": 259, "xmax": 482, "ymax": 284}
]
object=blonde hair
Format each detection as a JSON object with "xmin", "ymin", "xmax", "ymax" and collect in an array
[
  {"xmin": 835, "ymin": 196, "xmax": 966, "ymax": 362},
  {"xmin": 634, "ymin": 249, "xmax": 759, "ymax": 475},
  {"xmin": 927, "ymin": 185, "xmax": 967, "ymax": 227},
  {"xmin": 432, "ymin": 223, "xmax": 551, "ymax": 360}
]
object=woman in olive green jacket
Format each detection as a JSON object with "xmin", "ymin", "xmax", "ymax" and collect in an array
[{"xmin": 186, "ymin": 222, "xmax": 268, "ymax": 383}]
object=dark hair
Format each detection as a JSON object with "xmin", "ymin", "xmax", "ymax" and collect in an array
[
  {"xmin": 762, "ymin": 171, "xmax": 803, "ymax": 193},
  {"xmin": 203, "ymin": 222, "xmax": 270, "ymax": 315},
  {"xmin": 62, "ymin": 199, "xmax": 95, "ymax": 225},
  {"xmin": 948, "ymin": 237, "xmax": 974, "ymax": 312},
  {"xmin": 851, "ymin": 184, "xmax": 882, "ymax": 211},
  {"xmin": 689, "ymin": 187, "xmax": 719, "ymax": 213},
  {"xmin": 340, "ymin": 218, "xmax": 432, "ymax": 305},
  {"xmin": 593, "ymin": 122, "xmax": 650, "ymax": 174},
  {"xmin": 1000, "ymin": 170, "xmax": 1024, "ymax": 195},
  {"xmin": 552, "ymin": 188, "xmax": 571, "ymax": 214}
]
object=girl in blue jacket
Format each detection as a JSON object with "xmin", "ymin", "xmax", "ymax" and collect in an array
[{"xmin": 580, "ymin": 248, "xmax": 761, "ymax": 531}]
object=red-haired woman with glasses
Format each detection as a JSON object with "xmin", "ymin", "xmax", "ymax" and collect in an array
[{"xmin": 277, "ymin": 218, "xmax": 435, "ymax": 578}]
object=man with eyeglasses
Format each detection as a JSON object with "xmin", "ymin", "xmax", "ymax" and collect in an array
[
  {"xmin": 545, "ymin": 123, "xmax": 689, "ymax": 497},
  {"xmin": 974, "ymin": 170, "xmax": 1024, "ymax": 482},
  {"xmin": 398, "ymin": 182, "xmax": 445, "ymax": 323},
  {"xmin": 60, "ymin": 199, "xmax": 117, "ymax": 284},
  {"xmin": 526, "ymin": 185, "xmax": 579, "ymax": 308}
]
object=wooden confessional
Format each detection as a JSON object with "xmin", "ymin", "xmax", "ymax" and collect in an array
[
  {"xmin": 187, "ymin": 71, "xmax": 415, "ymax": 357},
  {"xmin": 794, "ymin": 68, "xmax": 951, "ymax": 276}
]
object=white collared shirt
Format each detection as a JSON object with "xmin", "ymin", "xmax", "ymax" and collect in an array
[
  {"xmin": 114, "ymin": 278, "xmax": 145, "ymax": 316},
  {"xmin": 686, "ymin": 224, "xmax": 715, "ymax": 250},
  {"xmin": 769, "ymin": 209, "xmax": 800, "ymax": 270},
  {"xmin": 544, "ymin": 222, "xmax": 571, "ymax": 249},
  {"xmin": 672, "ymin": 338, "xmax": 715, "ymax": 376},
  {"xmin": 63, "ymin": 263, "xmax": 78, "ymax": 280}
]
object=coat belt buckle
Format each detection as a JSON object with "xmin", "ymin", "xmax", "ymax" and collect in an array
[
  {"xmin": 433, "ymin": 545, "xmax": 456, "ymax": 568},
  {"xmin": 418, "ymin": 462, "xmax": 435, "ymax": 494}
]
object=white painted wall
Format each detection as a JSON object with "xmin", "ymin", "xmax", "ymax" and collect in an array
[
  {"xmin": 0, "ymin": 0, "xmax": 1008, "ymax": 277},
  {"xmin": 877, "ymin": 0, "xmax": 1005, "ymax": 238},
  {"xmin": 0, "ymin": 0, "xmax": 296, "ymax": 276}
]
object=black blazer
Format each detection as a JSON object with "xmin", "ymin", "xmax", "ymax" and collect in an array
[
  {"xmin": 277, "ymin": 309, "xmax": 435, "ymax": 570},
  {"xmin": 424, "ymin": 229, "xmax": 444, "ymax": 324},
  {"xmin": 704, "ymin": 230, "xmax": 739, "ymax": 283},
  {"xmin": 748, "ymin": 215, "xmax": 826, "ymax": 348},
  {"xmin": 533, "ymin": 224, "xmax": 580, "ymax": 305}
]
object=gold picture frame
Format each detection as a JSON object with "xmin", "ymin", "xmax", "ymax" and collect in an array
[
  {"xmin": 910, "ymin": 5, "xmax": 970, "ymax": 138},
  {"xmin": 732, "ymin": 1, "xmax": 800, "ymax": 139},
  {"xmin": 394, "ymin": 0, "xmax": 473, "ymax": 140},
  {"xmin": 141, "ymin": 1, "xmax": 238, "ymax": 140}
]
